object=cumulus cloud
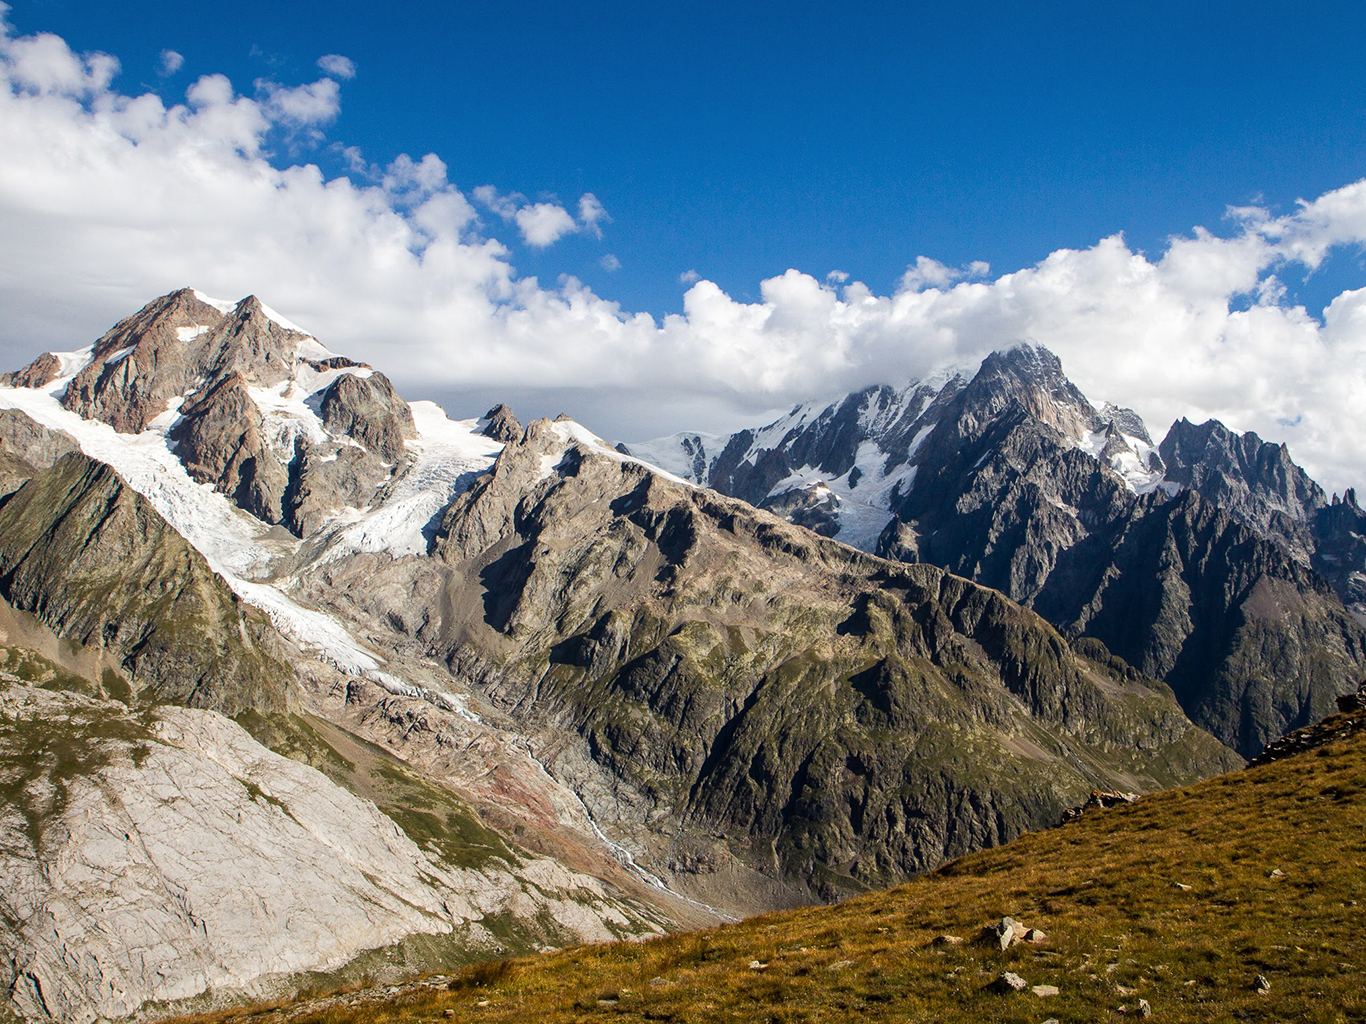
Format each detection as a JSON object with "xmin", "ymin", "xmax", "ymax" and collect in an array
[
  {"xmin": 255, "ymin": 76, "xmax": 340, "ymax": 126},
  {"xmin": 316, "ymin": 53, "xmax": 355, "ymax": 79},
  {"xmin": 2, "ymin": 12, "xmax": 1366, "ymax": 495},
  {"xmin": 157, "ymin": 49, "xmax": 183, "ymax": 77},
  {"xmin": 680, "ymin": 269, "xmax": 700, "ymax": 284},
  {"xmin": 600, "ymin": 253, "xmax": 621, "ymax": 271},
  {"xmin": 899, "ymin": 256, "xmax": 991, "ymax": 291},
  {"xmin": 515, "ymin": 201, "xmax": 577, "ymax": 247},
  {"xmin": 474, "ymin": 186, "xmax": 608, "ymax": 247}
]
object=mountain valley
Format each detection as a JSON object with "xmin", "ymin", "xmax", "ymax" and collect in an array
[{"xmin": 0, "ymin": 289, "xmax": 1360, "ymax": 1022}]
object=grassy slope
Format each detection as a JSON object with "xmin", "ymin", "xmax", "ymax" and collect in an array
[{"xmin": 177, "ymin": 707, "xmax": 1365, "ymax": 1024}]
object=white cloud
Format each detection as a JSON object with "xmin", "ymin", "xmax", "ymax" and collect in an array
[
  {"xmin": 473, "ymin": 184, "xmax": 522, "ymax": 220},
  {"xmin": 899, "ymin": 256, "xmax": 990, "ymax": 292},
  {"xmin": 600, "ymin": 253, "xmax": 621, "ymax": 271},
  {"xmin": 158, "ymin": 49, "xmax": 183, "ymax": 77},
  {"xmin": 382, "ymin": 152, "xmax": 450, "ymax": 199},
  {"xmin": 515, "ymin": 201, "xmax": 577, "ymax": 247},
  {"xmin": 579, "ymin": 192, "xmax": 608, "ymax": 237},
  {"xmin": 5, "ymin": 28, "xmax": 117, "ymax": 95},
  {"xmin": 679, "ymin": 269, "xmax": 700, "ymax": 284},
  {"xmin": 255, "ymin": 76, "xmax": 340, "ymax": 126},
  {"xmin": 2, "ymin": 12, "xmax": 1366, "ymax": 496},
  {"xmin": 475, "ymin": 187, "xmax": 607, "ymax": 247},
  {"xmin": 317, "ymin": 54, "xmax": 355, "ymax": 80}
]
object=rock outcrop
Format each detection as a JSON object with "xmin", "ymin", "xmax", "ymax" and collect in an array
[
  {"xmin": 1161, "ymin": 417, "xmax": 1366, "ymax": 614},
  {"xmin": 0, "ymin": 410, "xmax": 77, "ymax": 497},
  {"xmin": 1159, "ymin": 417, "xmax": 1326, "ymax": 562},
  {"xmin": 319, "ymin": 370, "xmax": 416, "ymax": 462},
  {"xmin": 0, "ymin": 682, "xmax": 658, "ymax": 1024},
  {"xmin": 480, "ymin": 403, "xmax": 523, "ymax": 443}
]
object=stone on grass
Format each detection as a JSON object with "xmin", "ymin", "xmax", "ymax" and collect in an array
[
  {"xmin": 982, "ymin": 916, "xmax": 1020, "ymax": 949},
  {"xmin": 1031, "ymin": 984, "xmax": 1060, "ymax": 997},
  {"xmin": 994, "ymin": 971, "xmax": 1028, "ymax": 993}
]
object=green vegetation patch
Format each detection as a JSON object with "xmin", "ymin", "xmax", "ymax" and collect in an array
[
  {"xmin": 236, "ymin": 711, "xmax": 516, "ymax": 872},
  {"xmin": 0, "ymin": 690, "xmax": 155, "ymax": 851}
]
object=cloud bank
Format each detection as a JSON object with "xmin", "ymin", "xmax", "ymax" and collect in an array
[{"xmin": 2, "ymin": 11, "xmax": 1366, "ymax": 494}]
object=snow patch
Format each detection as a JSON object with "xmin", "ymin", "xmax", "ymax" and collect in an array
[
  {"xmin": 311, "ymin": 401, "xmax": 501, "ymax": 563},
  {"xmin": 50, "ymin": 345, "xmax": 94, "ymax": 377},
  {"xmin": 622, "ymin": 431, "xmax": 726, "ymax": 484},
  {"xmin": 191, "ymin": 290, "xmax": 237, "ymax": 316},
  {"xmin": 258, "ymin": 301, "xmax": 309, "ymax": 335},
  {"xmin": 547, "ymin": 420, "xmax": 697, "ymax": 488},
  {"xmin": 0, "ymin": 384, "xmax": 275, "ymax": 580}
]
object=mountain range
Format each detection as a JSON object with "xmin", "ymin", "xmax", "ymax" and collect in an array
[
  {"xmin": 627, "ymin": 344, "xmax": 1366, "ymax": 757},
  {"xmin": 0, "ymin": 289, "xmax": 1359, "ymax": 1022}
]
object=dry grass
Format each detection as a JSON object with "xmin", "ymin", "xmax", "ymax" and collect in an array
[{"xmin": 168, "ymin": 716, "xmax": 1366, "ymax": 1024}]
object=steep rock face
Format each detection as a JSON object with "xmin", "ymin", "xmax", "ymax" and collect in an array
[
  {"xmin": 171, "ymin": 371, "xmax": 291, "ymax": 524},
  {"xmin": 0, "ymin": 452, "xmax": 290, "ymax": 714},
  {"xmin": 0, "ymin": 682, "xmax": 657, "ymax": 1024},
  {"xmin": 0, "ymin": 410, "xmax": 77, "ymax": 497},
  {"xmin": 1312, "ymin": 489, "xmax": 1366, "ymax": 613},
  {"xmin": 480, "ymin": 403, "xmax": 523, "ymax": 443},
  {"xmin": 1160, "ymin": 417, "xmax": 1326, "ymax": 562},
  {"xmin": 60, "ymin": 287, "xmax": 229, "ymax": 433},
  {"xmin": 319, "ymin": 370, "xmax": 416, "ymax": 462},
  {"xmin": 311, "ymin": 423, "xmax": 1237, "ymax": 908},
  {"xmin": 1160, "ymin": 417, "xmax": 1366, "ymax": 614},
  {"xmin": 0, "ymin": 354, "xmax": 63, "ymax": 391},
  {"xmin": 1041, "ymin": 491, "xmax": 1366, "ymax": 757},
  {"xmin": 196, "ymin": 294, "xmax": 300, "ymax": 388},
  {"xmin": 882, "ymin": 369, "xmax": 1366, "ymax": 759}
]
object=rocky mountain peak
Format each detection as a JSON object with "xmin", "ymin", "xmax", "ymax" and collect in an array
[
  {"xmin": 1159, "ymin": 417, "xmax": 1326, "ymax": 516},
  {"xmin": 1158, "ymin": 416, "xmax": 1328, "ymax": 566},
  {"xmin": 480, "ymin": 403, "xmax": 524, "ymax": 442},
  {"xmin": 200, "ymin": 294, "xmax": 307, "ymax": 389},
  {"xmin": 7, "ymin": 289, "xmax": 428, "ymax": 537},
  {"xmin": 961, "ymin": 343, "xmax": 1099, "ymax": 440}
]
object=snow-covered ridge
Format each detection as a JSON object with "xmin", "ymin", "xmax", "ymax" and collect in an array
[
  {"xmin": 547, "ymin": 418, "xmax": 697, "ymax": 489},
  {"xmin": 0, "ymin": 364, "xmax": 501, "ymax": 709},
  {"xmin": 191, "ymin": 289, "xmax": 237, "ymax": 316},
  {"xmin": 623, "ymin": 350, "xmax": 1176, "ymax": 554}
]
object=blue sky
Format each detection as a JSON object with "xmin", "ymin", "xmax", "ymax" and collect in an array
[
  {"xmin": 17, "ymin": 0, "xmax": 1366, "ymax": 313},
  {"xmin": 4, "ymin": 1, "xmax": 1366, "ymax": 492}
]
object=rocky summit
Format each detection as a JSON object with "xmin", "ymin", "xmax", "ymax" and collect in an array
[{"xmin": 0, "ymin": 289, "xmax": 1357, "ymax": 1021}]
